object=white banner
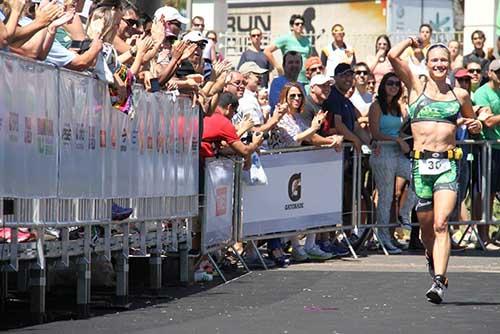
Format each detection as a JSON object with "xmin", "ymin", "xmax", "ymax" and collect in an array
[
  {"xmin": 242, "ymin": 149, "xmax": 343, "ymax": 238},
  {"xmin": 202, "ymin": 158, "xmax": 235, "ymax": 254},
  {"xmin": 0, "ymin": 54, "xmax": 58, "ymax": 198}
]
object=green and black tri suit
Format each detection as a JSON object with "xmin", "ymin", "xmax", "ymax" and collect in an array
[{"xmin": 408, "ymin": 83, "xmax": 461, "ymax": 211}]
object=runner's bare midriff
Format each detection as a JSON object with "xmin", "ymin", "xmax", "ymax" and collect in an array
[{"xmin": 411, "ymin": 121, "xmax": 456, "ymax": 152}]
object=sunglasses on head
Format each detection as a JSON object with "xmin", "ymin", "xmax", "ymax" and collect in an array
[
  {"xmin": 468, "ymin": 69, "xmax": 481, "ymax": 74},
  {"xmin": 386, "ymin": 80, "xmax": 400, "ymax": 87},
  {"xmin": 288, "ymin": 93, "xmax": 303, "ymax": 100}
]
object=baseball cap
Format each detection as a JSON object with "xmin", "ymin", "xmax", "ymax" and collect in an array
[
  {"xmin": 310, "ymin": 74, "xmax": 334, "ymax": 87},
  {"xmin": 334, "ymin": 63, "xmax": 354, "ymax": 76},
  {"xmin": 182, "ymin": 31, "xmax": 207, "ymax": 43},
  {"xmin": 489, "ymin": 59, "xmax": 500, "ymax": 71},
  {"xmin": 239, "ymin": 61, "xmax": 268, "ymax": 75},
  {"xmin": 454, "ymin": 68, "xmax": 471, "ymax": 79},
  {"xmin": 305, "ymin": 56, "xmax": 322, "ymax": 70},
  {"xmin": 154, "ymin": 6, "xmax": 188, "ymax": 24}
]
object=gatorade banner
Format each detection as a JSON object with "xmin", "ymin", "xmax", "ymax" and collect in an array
[
  {"xmin": 241, "ymin": 149, "xmax": 343, "ymax": 238},
  {"xmin": 202, "ymin": 158, "xmax": 235, "ymax": 254},
  {"xmin": 0, "ymin": 53, "xmax": 58, "ymax": 198}
]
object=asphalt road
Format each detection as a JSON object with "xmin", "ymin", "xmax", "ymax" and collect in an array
[{"xmin": 9, "ymin": 253, "xmax": 500, "ymax": 334}]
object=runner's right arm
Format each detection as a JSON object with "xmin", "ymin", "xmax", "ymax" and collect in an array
[{"xmin": 388, "ymin": 38, "xmax": 422, "ymax": 98}]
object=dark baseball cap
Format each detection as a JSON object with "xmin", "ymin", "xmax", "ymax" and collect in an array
[{"xmin": 334, "ymin": 63, "xmax": 354, "ymax": 76}]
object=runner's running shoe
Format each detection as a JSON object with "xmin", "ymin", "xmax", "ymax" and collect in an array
[{"xmin": 426, "ymin": 275, "xmax": 448, "ymax": 304}]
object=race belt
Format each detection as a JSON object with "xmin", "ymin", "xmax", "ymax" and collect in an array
[{"xmin": 411, "ymin": 148, "xmax": 463, "ymax": 160}]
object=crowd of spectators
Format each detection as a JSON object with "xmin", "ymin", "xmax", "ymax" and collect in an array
[{"xmin": 1, "ymin": 3, "xmax": 499, "ymax": 270}]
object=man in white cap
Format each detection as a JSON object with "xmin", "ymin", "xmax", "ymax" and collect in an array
[
  {"xmin": 300, "ymin": 74, "xmax": 334, "ymax": 127},
  {"xmin": 233, "ymin": 61, "xmax": 286, "ymax": 134},
  {"xmin": 154, "ymin": 6, "xmax": 188, "ymax": 38}
]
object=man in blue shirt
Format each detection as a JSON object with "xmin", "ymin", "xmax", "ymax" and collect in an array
[{"xmin": 269, "ymin": 50, "xmax": 304, "ymax": 112}]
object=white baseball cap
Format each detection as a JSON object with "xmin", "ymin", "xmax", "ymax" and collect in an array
[
  {"xmin": 239, "ymin": 61, "xmax": 268, "ymax": 75},
  {"xmin": 310, "ymin": 74, "xmax": 334, "ymax": 87},
  {"xmin": 154, "ymin": 6, "xmax": 189, "ymax": 24},
  {"xmin": 182, "ymin": 31, "xmax": 207, "ymax": 43}
]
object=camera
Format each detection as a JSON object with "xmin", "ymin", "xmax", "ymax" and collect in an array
[{"xmin": 241, "ymin": 131, "xmax": 269, "ymax": 144}]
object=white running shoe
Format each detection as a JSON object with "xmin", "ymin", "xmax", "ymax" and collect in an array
[
  {"xmin": 305, "ymin": 245, "xmax": 333, "ymax": 260},
  {"xmin": 426, "ymin": 276, "xmax": 448, "ymax": 304}
]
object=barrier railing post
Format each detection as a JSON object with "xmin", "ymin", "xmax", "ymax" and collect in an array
[
  {"xmin": 0, "ymin": 271, "xmax": 7, "ymax": 314},
  {"xmin": 77, "ymin": 224, "xmax": 92, "ymax": 318},
  {"xmin": 115, "ymin": 250, "xmax": 129, "ymax": 305},
  {"xmin": 178, "ymin": 237, "xmax": 189, "ymax": 284},
  {"xmin": 29, "ymin": 262, "xmax": 46, "ymax": 324}
]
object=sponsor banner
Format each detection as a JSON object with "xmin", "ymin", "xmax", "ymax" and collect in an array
[
  {"xmin": 0, "ymin": 54, "xmax": 58, "ymax": 198},
  {"xmin": 242, "ymin": 149, "xmax": 343, "ymax": 238},
  {"xmin": 201, "ymin": 158, "xmax": 235, "ymax": 254},
  {"xmin": 59, "ymin": 70, "xmax": 107, "ymax": 198}
]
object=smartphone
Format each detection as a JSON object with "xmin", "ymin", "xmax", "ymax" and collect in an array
[{"xmin": 150, "ymin": 78, "xmax": 160, "ymax": 93}]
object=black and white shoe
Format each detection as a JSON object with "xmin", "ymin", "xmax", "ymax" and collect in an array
[{"xmin": 426, "ymin": 275, "xmax": 448, "ymax": 304}]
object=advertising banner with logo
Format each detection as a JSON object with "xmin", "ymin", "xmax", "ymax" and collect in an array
[
  {"xmin": 241, "ymin": 149, "xmax": 343, "ymax": 238},
  {"xmin": 0, "ymin": 54, "xmax": 58, "ymax": 198},
  {"xmin": 201, "ymin": 158, "xmax": 235, "ymax": 254}
]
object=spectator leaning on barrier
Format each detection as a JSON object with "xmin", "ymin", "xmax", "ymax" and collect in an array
[
  {"xmin": 112, "ymin": 2, "xmax": 139, "ymax": 54},
  {"xmin": 238, "ymin": 28, "xmax": 272, "ymax": 89},
  {"xmin": 321, "ymin": 24, "xmax": 356, "ymax": 78},
  {"xmin": 264, "ymin": 14, "xmax": 316, "ymax": 85},
  {"xmin": 269, "ymin": 50, "xmax": 303, "ymax": 111},
  {"xmin": 322, "ymin": 63, "xmax": 369, "ymax": 152},
  {"xmin": 471, "ymin": 59, "xmax": 500, "ymax": 248},
  {"xmin": 368, "ymin": 72, "xmax": 417, "ymax": 254},
  {"xmin": 463, "ymin": 30, "xmax": 490, "ymax": 80},
  {"xmin": 200, "ymin": 92, "xmax": 264, "ymax": 161},
  {"xmin": 232, "ymin": 61, "xmax": 285, "ymax": 136}
]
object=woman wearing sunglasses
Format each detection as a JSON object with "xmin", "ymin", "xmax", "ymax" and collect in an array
[
  {"xmin": 389, "ymin": 38, "xmax": 483, "ymax": 304},
  {"xmin": 267, "ymin": 82, "xmax": 343, "ymax": 263},
  {"xmin": 368, "ymin": 72, "xmax": 417, "ymax": 254}
]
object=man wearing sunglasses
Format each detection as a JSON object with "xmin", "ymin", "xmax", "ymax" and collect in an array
[
  {"xmin": 321, "ymin": 24, "xmax": 356, "ymax": 78},
  {"xmin": 350, "ymin": 62, "xmax": 373, "ymax": 118},
  {"xmin": 264, "ymin": 14, "xmax": 316, "ymax": 85},
  {"xmin": 238, "ymin": 28, "xmax": 272, "ymax": 88},
  {"xmin": 466, "ymin": 61, "xmax": 483, "ymax": 94}
]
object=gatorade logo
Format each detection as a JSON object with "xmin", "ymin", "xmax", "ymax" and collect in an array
[{"xmin": 288, "ymin": 173, "xmax": 302, "ymax": 202}]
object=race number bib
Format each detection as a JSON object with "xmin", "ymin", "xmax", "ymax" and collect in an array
[{"xmin": 418, "ymin": 158, "xmax": 451, "ymax": 175}]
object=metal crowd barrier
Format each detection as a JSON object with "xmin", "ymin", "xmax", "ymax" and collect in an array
[
  {"xmin": 0, "ymin": 51, "xmax": 199, "ymax": 321},
  {"xmin": 354, "ymin": 140, "xmax": 500, "ymax": 254}
]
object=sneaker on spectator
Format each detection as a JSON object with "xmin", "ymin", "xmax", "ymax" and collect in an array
[
  {"xmin": 291, "ymin": 246, "xmax": 309, "ymax": 262},
  {"xmin": 305, "ymin": 245, "xmax": 333, "ymax": 261},
  {"xmin": 274, "ymin": 256, "xmax": 290, "ymax": 268},
  {"xmin": 243, "ymin": 255, "xmax": 276, "ymax": 269},
  {"xmin": 333, "ymin": 240, "xmax": 351, "ymax": 256},
  {"xmin": 112, "ymin": 203, "xmax": 133, "ymax": 221},
  {"xmin": 320, "ymin": 240, "xmax": 350, "ymax": 257}
]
